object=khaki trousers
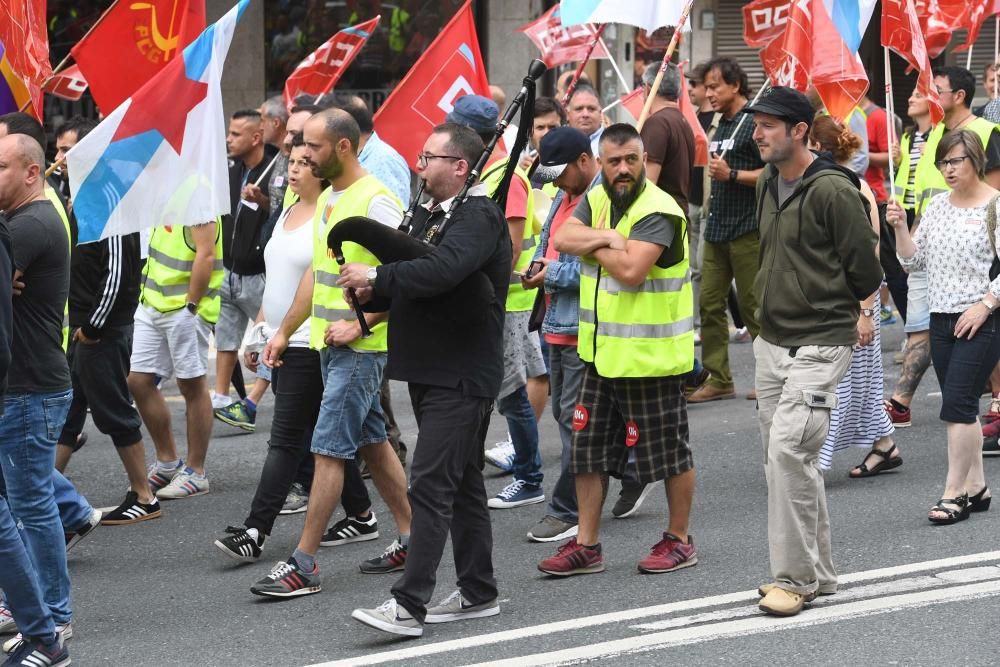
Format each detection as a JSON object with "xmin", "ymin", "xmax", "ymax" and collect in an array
[{"xmin": 753, "ymin": 337, "xmax": 852, "ymax": 595}]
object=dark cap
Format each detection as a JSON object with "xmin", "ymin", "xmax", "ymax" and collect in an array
[
  {"xmin": 746, "ymin": 86, "xmax": 815, "ymax": 126},
  {"xmin": 535, "ymin": 126, "xmax": 590, "ymax": 182},
  {"xmin": 445, "ymin": 95, "xmax": 499, "ymax": 133}
]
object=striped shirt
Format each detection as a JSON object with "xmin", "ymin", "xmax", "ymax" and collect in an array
[{"xmin": 902, "ymin": 129, "xmax": 928, "ymax": 209}]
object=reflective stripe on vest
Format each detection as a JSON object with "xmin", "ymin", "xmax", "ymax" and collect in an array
[
  {"xmin": 44, "ymin": 187, "xmax": 71, "ymax": 351},
  {"xmin": 309, "ymin": 176, "xmax": 401, "ymax": 352},
  {"xmin": 140, "ymin": 223, "xmax": 224, "ymax": 323},
  {"xmin": 482, "ymin": 158, "xmax": 538, "ymax": 311},
  {"xmin": 914, "ymin": 117, "xmax": 996, "ymax": 214},
  {"xmin": 577, "ymin": 182, "xmax": 695, "ymax": 378}
]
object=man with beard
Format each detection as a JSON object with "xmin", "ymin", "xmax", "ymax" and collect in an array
[
  {"xmin": 340, "ymin": 123, "xmax": 510, "ymax": 637},
  {"xmin": 750, "ymin": 87, "xmax": 881, "ymax": 616},
  {"xmin": 253, "ymin": 109, "xmax": 411, "ymax": 599},
  {"xmin": 538, "ymin": 123, "xmax": 698, "ymax": 576}
]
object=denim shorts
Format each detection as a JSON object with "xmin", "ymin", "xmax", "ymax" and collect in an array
[
  {"xmin": 904, "ymin": 270, "xmax": 930, "ymax": 333},
  {"xmin": 310, "ymin": 346, "xmax": 388, "ymax": 459}
]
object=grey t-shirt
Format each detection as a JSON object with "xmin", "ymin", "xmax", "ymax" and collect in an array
[
  {"xmin": 573, "ymin": 186, "xmax": 678, "ymax": 268},
  {"xmin": 777, "ymin": 177, "xmax": 802, "ymax": 207},
  {"xmin": 7, "ymin": 199, "xmax": 71, "ymax": 393}
]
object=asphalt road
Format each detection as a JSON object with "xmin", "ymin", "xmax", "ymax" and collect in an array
[{"xmin": 48, "ymin": 322, "xmax": 1000, "ymax": 665}]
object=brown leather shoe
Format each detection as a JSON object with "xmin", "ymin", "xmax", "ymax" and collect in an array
[
  {"xmin": 746, "ymin": 388, "xmax": 757, "ymax": 400},
  {"xmin": 687, "ymin": 384, "xmax": 736, "ymax": 403}
]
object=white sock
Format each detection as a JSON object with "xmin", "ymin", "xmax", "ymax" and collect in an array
[{"xmin": 156, "ymin": 458, "xmax": 182, "ymax": 470}]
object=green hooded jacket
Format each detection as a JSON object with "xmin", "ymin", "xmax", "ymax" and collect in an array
[{"xmin": 754, "ymin": 153, "xmax": 883, "ymax": 347}]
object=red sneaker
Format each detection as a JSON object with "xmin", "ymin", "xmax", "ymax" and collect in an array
[
  {"xmin": 883, "ymin": 400, "xmax": 911, "ymax": 428},
  {"xmin": 982, "ymin": 397, "xmax": 1000, "ymax": 424},
  {"xmin": 638, "ymin": 532, "xmax": 698, "ymax": 573},
  {"xmin": 537, "ymin": 538, "xmax": 605, "ymax": 576},
  {"xmin": 983, "ymin": 418, "xmax": 1000, "ymax": 439}
]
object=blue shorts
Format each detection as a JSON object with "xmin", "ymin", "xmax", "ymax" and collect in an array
[
  {"xmin": 904, "ymin": 270, "xmax": 929, "ymax": 334},
  {"xmin": 310, "ymin": 346, "xmax": 388, "ymax": 459}
]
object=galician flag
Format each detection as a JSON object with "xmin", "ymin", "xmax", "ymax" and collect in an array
[
  {"xmin": 68, "ymin": 0, "xmax": 250, "ymax": 244},
  {"xmin": 559, "ymin": 0, "xmax": 690, "ymax": 33}
]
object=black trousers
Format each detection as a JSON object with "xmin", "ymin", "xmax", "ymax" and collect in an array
[
  {"xmin": 244, "ymin": 348, "xmax": 372, "ymax": 534},
  {"xmin": 58, "ymin": 324, "xmax": 142, "ymax": 448},
  {"xmin": 391, "ymin": 384, "xmax": 497, "ymax": 622}
]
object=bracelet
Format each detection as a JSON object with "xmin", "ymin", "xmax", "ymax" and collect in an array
[{"xmin": 982, "ymin": 299, "xmax": 997, "ymax": 313}]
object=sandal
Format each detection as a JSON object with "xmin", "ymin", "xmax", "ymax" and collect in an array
[
  {"xmin": 969, "ymin": 487, "xmax": 992, "ymax": 513},
  {"xmin": 849, "ymin": 443, "xmax": 902, "ymax": 478},
  {"xmin": 928, "ymin": 495, "xmax": 970, "ymax": 525}
]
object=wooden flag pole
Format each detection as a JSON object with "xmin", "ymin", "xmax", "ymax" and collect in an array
[
  {"xmin": 636, "ymin": 0, "xmax": 695, "ymax": 131},
  {"xmin": 44, "ymin": 157, "xmax": 65, "ymax": 179},
  {"xmin": 561, "ymin": 24, "xmax": 607, "ymax": 106},
  {"xmin": 883, "ymin": 48, "xmax": 897, "ymax": 189}
]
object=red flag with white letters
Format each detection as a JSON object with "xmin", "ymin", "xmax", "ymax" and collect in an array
[
  {"xmin": 742, "ymin": 0, "xmax": 791, "ymax": 49},
  {"xmin": 882, "ymin": 0, "xmax": 943, "ymax": 125},
  {"xmin": 282, "ymin": 17, "xmax": 381, "ymax": 108},
  {"xmin": 914, "ymin": 0, "xmax": 969, "ymax": 58},
  {"xmin": 517, "ymin": 4, "xmax": 608, "ymax": 68},
  {"xmin": 43, "ymin": 64, "xmax": 88, "ymax": 102},
  {"xmin": 954, "ymin": 0, "xmax": 1000, "ymax": 54},
  {"xmin": 373, "ymin": 1, "xmax": 490, "ymax": 170}
]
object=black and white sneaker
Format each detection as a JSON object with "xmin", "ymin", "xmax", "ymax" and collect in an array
[
  {"xmin": 65, "ymin": 509, "xmax": 102, "ymax": 552},
  {"xmin": 320, "ymin": 513, "xmax": 379, "ymax": 547},
  {"xmin": 214, "ymin": 526, "xmax": 264, "ymax": 562},
  {"xmin": 100, "ymin": 491, "xmax": 161, "ymax": 525}
]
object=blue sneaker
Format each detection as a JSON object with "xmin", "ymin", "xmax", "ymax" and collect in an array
[
  {"xmin": 3, "ymin": 636, "xmax": 69, "ymax": 666},
  {"xmin": 484, "ymin": 438, "xmax": 515, "ymax": 473},
  {"xmin": 880, "ymin": 306, "xmax": 896, "ymax": 325},
  {"xmin": 488, "ymin": 479, "xmax": 545, "ymax": 509}
]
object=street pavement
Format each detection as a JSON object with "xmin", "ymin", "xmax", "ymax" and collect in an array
[{"xmin": 50, "ymin": 321, "xmax": 1000, "ymax": 665}]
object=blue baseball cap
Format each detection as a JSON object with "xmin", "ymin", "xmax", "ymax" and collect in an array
[
  {"xmin": 445, "ymin": 95, "xmax": 499, "ymax": 134},
  {"xmin": 535, "ymin": 126, "xmax": 590, "ymax": 182}
]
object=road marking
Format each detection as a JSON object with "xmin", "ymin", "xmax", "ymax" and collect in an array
[
  {"xmin": 469, "ymin": 579, "xmax": 1000, "ymax": 666},
  {"xmin": 304, "ymin": 551, "xmax": 1000, "ymax": 667}
]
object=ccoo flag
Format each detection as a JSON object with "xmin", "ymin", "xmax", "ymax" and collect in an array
[
  {"xmin": 68, "ymin": 0, "xmax": 250, "ymax": 244},
  {"xmin": 283, "ymin": 16, "xmax": 381, "ymax": 108}
]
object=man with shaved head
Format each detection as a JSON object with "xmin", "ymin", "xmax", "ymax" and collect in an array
[
  {"xmin": 248, "ymin": 109, "xmax": 412, "ymax": 599},
  {"xmin": 0, "ymin": 133, "xmax": 75, "ymax": 641}
]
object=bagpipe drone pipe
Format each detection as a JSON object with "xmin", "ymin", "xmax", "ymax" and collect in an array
[{"xmin": 327, "ymin": 59, "xmax": 548, "ymax": 330}]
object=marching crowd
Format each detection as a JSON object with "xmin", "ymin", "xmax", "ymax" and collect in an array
[{"xmin": 1, "ymin": 49, "xmax": 1000, "ymax": 665}]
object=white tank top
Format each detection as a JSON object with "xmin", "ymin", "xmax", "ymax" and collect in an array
[{"xmin": 262, "ymin": 203, "xmax": 314, "ymax": 347}]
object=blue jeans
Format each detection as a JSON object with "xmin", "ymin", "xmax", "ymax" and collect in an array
[
  {"xmin": 0, "ymin": 390, "xmax": 73, "ymax": 625},
  {"xmin": 0, "ymin": 494, "xmax": 56, "ymax": 642},
  {"xmin": 498, "ymin": 386, "xmax": 542, "ymax": 487},
  {"xmin": 546, "ymin": 343, "xmax": 586, "ymax": 523},
  {"xmin": 54, "ymin": 469, "xmax": 94, "ymax": 532},
  {"xmin": 310, "ymin": 347, "xmax": 388, "ymax": 459}
]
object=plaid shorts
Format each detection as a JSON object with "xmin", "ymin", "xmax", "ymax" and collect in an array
[{"xmin": 570, "ymin": 363, "xmax": 693, "ymax": 483}]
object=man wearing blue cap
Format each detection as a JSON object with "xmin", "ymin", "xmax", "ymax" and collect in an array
[{"xmin": 446, "ymin": 95, "xmax": 548, "ymax": 512}]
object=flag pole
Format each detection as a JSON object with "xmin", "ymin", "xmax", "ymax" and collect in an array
[
  {"xmin": 602, "ymin": 98, "xmax": 623, "ymax": 114},
  {"xmin": 44, "ymin": 157, "xmax": 65, "ymax": 179},
  {"xmin": 883, "ymin": 47, "xmax": 896, "ymax": 189},
  {"xmin": 252, "ymin": 153, "xmax": 281, "ymax": 188},
  {"xmin": 597, "ymin": 36, "xmax": 633, "ymax": 91},
  {"xmin": 636, "ymin": 0, "xmax": 695, "ymax": 130},
  {"xmin": 561, "ymin": 23, "xmax": 607, "ymax": 106},
  {"xmin": 716, "ymin": 80, "xmax": 772, "ymax": 159}
]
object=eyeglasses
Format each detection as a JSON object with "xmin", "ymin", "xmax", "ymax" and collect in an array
[
  {"xmin": 934, "ymin": 155, "xmax": 970, "ymax": 169},
  {"xmin": 417, "ymin": 152, "xmax": 463, "ymax": 168},
  {"xmin": 936, "ymin": 88, "xmax": 954, "ymax": 95}
]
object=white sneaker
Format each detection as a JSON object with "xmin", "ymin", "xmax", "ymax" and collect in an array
[
  {"xmin": 65, "ymin": 508, "xmax": 102, "ymax": 552},
  {"xmin": 3, "ymin": 623, "xmax": 72, "ymax": 653},
  {"xmin": 485, "ymin": 440, "xmax": 516, "ymax": 472},
  {"xmin": 425, "ymin": 590, "xmax": 500, "ymax": 623},
  {"xmin": 0, "ymin": 603, "xmax": 15, "ymax": 634},
  {"xmin": 156, "ymin": 467, "xmax": 209, "ymax": 500},
  {"xmin": 211, "ymin": 392, "xmax": 231, "ymax": 409},
  {"xmin": 351, "ymin": 598, "xmax": 423, "ymax": 637}
]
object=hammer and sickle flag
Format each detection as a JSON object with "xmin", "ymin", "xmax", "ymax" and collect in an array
[{"xmin": 71, "ymin": 0, "xmax": 206, "ymax": 114}]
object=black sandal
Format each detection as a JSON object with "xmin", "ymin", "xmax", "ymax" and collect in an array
[
  {"xmin": 969, "ymin": 487, "xmax": 992, "ymax": 513},
  {"xmin": 928, "ymin": 495, "xmax": 970, "ymax": 525},
  {"xmin": 849, "ymin": 444, "xmax": 902, "ymax": 478}
]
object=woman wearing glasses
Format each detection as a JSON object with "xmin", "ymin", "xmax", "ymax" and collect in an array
[{"xmin": 887, "ymin": 129, "xmax": 1000, "ymax": 524}]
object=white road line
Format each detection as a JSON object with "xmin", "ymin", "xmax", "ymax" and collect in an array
[
  {"xmin": 304, "ymin": 551, "xmax": 1000, "ymax": 667},
  {"xmin": 469, "ymin": 579, "xmax": 1000, "ymax": 666}
]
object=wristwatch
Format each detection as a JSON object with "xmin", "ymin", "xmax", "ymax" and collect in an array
[
  {"xmin": 860, "ymin": 307, "xmax": 875, "ymax": 318},
  {"xmin": 366, "ymin": 267, "xmax": 378, "ymax": 286},
  {"xmin": 982, "ymin": 299, "xmax": 997, "ymax": 313},
  {"xmin": 185, "ymin": 301, "xmax": 198, "ymax": 314},
  {"xmin": 729, "ymin": 169, "xmax": 739, "ymax": 184}
]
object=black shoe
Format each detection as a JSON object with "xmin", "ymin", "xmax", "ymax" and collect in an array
[
  {"xmin": 320, "ymin": 513, "xmax": 379, "ymax": 547},
  {"xmin": 359, "ymin": 539, "xmax": 407, "ymax": 574},
  {"xmin": 72, "ymin": 433, "xmax": 88, "ymax": 452},
  {"xmin": 4, "ymin": 636, "xmax": 70, "ymax": 666},
  {"xmin": 612, "ymin": 482, "xmax": 655, "ymax": 519},
  {"xmin": 101, "ymin": 491, "xmax": 161, "ymax": 525},
  {"xmin": 250, "ymin": 557, "xmax": 321, "ymax": 598},
  {"xmin": 214, "ymin": 526, "xmax": 264, "ymax": 562}
]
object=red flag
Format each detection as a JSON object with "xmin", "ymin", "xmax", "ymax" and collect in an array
[
  {"xmin": 914, "ymin": 0, "xmax": 968, "ymax": 58},
  {"xmin": 283, "ymin": 16, "xmax": 381, "ymax": 108},
  {"xmin": 43, "ymin": 64, "xmax": 88, "ymax": 102},
  {"xmin": 759, "ymin": 0, "xmax": 869, "ymax": 123},
  {"xmin": 373, "ymin": 1, "xmax": 490, "ymax": 170},
  {"xmin": 0, "ymin": 0, "xmax": 51, "ymax": 119},
  {"xmin": 678, "ymin": 63, "xmax": 708, "ymax": 167},
  {"xmin": 742, "ymin": 0, "xmax": 791, "ymax": 49},
  {"xmin": 882, "ymin": 0, "xmax": 944, "ymax": 125},
  {"xmin": 954, "ymin": 0, "xmax": 1000, "ymax": 53},
  {"xmin": 517, "ymin": 4, "xmax": 608, "ymax": 68},
  {"xmin": 619, "ymin": 87, "xmax": 645, "ymax": 122},
  {"xmin": 72, "ymin": 0, "xmax": 205, "ymax": 114}
]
